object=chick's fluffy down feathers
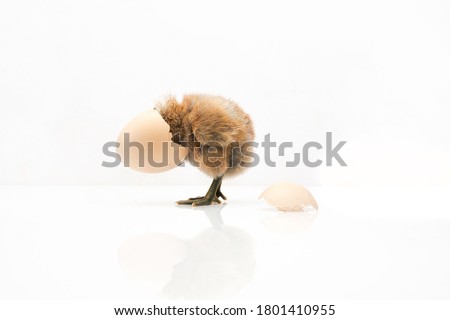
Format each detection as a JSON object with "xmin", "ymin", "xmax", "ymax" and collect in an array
[{"xmin": 156, "ymin": 95, "xmax": 255, "ymax": 178}]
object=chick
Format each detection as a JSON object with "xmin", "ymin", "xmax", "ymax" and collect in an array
[{"xmin": 156, "ymin": 94, "xmax": 255, "ymax": 206}]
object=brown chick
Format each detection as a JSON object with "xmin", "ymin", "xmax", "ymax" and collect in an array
[{"xmin": 156, "ymin": 94, "xmax": 255, "ymax": 206}]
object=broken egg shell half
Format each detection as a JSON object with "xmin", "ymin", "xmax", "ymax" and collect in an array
[
  {"xmin": 117, "ymin": 109, "xmax": 188, "ymax": 173},
  {"xmin": 259, "ymin": 182, "xmax": 318, "ymax": 212}
]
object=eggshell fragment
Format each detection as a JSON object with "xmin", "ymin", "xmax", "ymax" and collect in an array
[
  {"xmin": 259, "ymin": 182, "xmax": 318, "ymax": 212},
  {"xmin": 117, "ymin": 109, "xmax": 188, "ymax": 173}
]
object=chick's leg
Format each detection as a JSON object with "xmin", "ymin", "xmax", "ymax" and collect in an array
[
  {"xmin": 216, "ymin": 181, "xmax": 227, "ymax": 200},
  {"xmin": 185, "ymin": 181, "xmax": 226, "ymax": 201},
  {"xmin": 176, "ymin": 176, "xmax": 224, "ymax": 206}
]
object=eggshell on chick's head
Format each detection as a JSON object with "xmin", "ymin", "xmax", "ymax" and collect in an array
[
  {"xmin": 117, "ymin": 109, "xmax": 188, "ymax": 173},
  {"xmin": 259, "ymin": 182, "xmax": 318, "ymax": 212}
]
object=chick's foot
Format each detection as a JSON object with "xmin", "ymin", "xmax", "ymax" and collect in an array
[
  {"xmin": 175, "ymin": 176, "xmax": 225, "ymax": 207},
  {"xmin": 176, "ymin": 196, "xmax": 221, "ymax": 206}
]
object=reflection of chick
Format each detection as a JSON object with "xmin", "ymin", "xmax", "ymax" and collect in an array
[
  {"xmin": 156, "ymin": 94, "xmax": 255, "ymax": 206},
  {"xmin": 162, "ymin": 226, "xmax": 254, "ymax": 299}
]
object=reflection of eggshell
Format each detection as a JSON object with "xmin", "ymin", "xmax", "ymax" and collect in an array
[
  {"xmin": 117, "ymin": 109, "xmax": 188, "ymax": 173},
  {"xmin": 259, "ymin": 182, "xmax": 318, "ymax": 212},
  {"xmin": 261, "ymin": 212, "xmax": 318, "ymax": 235},
  {"xmin": 117, "ymin": 233, "xmax": 187, "ymax": 290}
]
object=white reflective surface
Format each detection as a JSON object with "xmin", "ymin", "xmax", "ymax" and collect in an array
[{"xmin": 0, "ymin": 186, "xmax": 449, "ymax": 299}]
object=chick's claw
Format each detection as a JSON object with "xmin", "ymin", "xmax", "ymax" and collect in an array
[
  {"xmin": 216, "ymin": 189, "xmax": 227, "ymax": 200},
  {"xmin": 176, "ymin": 199, "xmax": 196, "ymax": 205},
  {"xmin": 192, "ymin": 196, "xmax": 222, "ymax": 207},
  {"xmin": 188, "ymin": 196, "xmax": 204, "ymax": 200},
  {"xmin": 176, "ymin": 196, "xmax": 221, "ymax": 206}
]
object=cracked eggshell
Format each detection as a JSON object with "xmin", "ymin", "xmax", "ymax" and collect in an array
[
  {"xmin": 259, "ymin": 182, "xmax": 318, "ymax": 212},
  {"xmin": 117, "ymin": 109, "xmax": 188, "ymax": 173}
]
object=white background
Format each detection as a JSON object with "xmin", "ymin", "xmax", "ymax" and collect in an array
[
  {"xmin": 1, "ymin": 1, "xmax": 450, "ymax": 318},
  {"xmin": 1, "ymin": 0, "xmax": 449, "ymax": 186}
]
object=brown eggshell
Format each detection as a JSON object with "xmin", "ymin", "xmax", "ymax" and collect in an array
[
  {"xmin": 117, "ymin": 109, "xmax": 188, "ymax": 173},
  {"xmin": 259, "ymin": 182, "xmax": 318, "ymax": 212}
]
